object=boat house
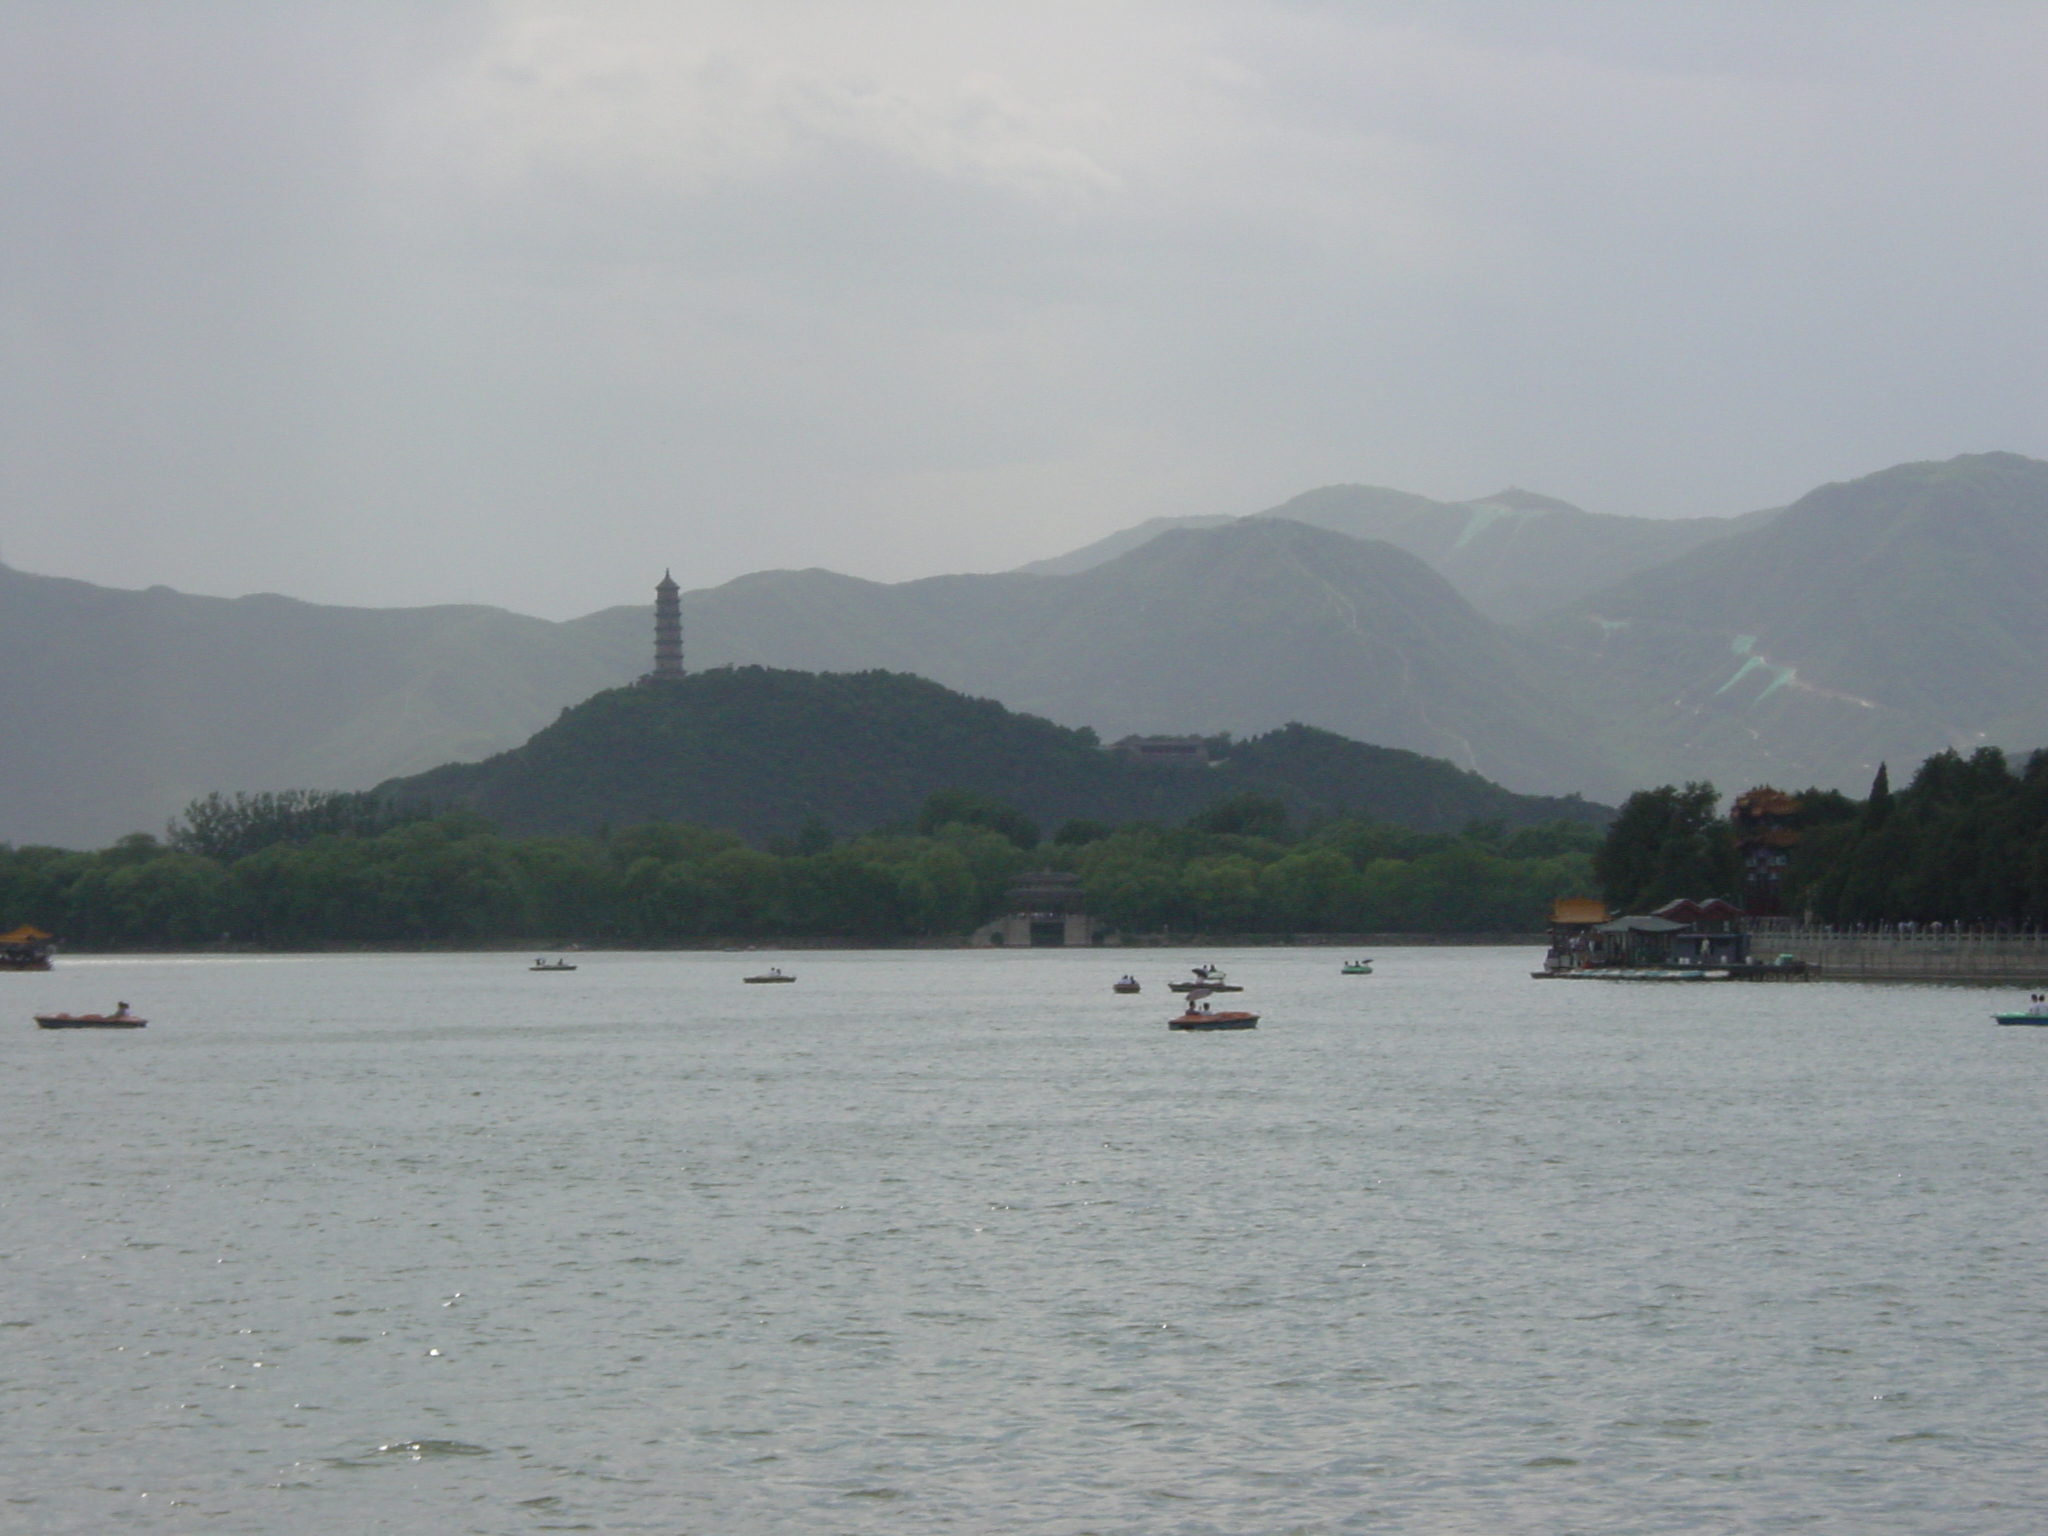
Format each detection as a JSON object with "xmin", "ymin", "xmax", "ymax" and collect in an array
[
  {"xmin": 0, "ymin": 925, "xmax": 55, "ymax": 971},
  {"xmin": 1539, "ymin": 897, "xmax": 1753, "ymax": 976}
]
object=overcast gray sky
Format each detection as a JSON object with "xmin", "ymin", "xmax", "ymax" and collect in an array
[{"xmin": 2, "ymin": 1, "xmax": 2043, "ymax": 619}]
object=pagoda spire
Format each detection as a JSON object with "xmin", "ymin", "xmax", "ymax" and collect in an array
[{"xmin": 646, "ymin": 570, "xmax": 684, "ymax": 681}]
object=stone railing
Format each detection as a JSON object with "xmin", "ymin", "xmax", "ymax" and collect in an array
[{"xmin": 1743, "ymin": 919, "xmax": 2048, "ymax": 982}]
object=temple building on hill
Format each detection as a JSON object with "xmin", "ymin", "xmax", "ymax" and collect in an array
[
  {"xmin": 1108, "ymin": 735, "xmax": 1210, "ymax": 768},
  {"xmin": 642, "ymin": 571, "xmax": 685, "ymax": 683},
  {"xmin": 1730, "ymin": 786, "xmax": 1802, "ymax": 916}
]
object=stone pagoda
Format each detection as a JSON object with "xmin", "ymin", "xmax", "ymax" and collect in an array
[{"xmin": 643, "ymin": 570, "xmax": 685, "ymax": 683}]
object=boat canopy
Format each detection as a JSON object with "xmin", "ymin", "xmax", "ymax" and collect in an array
[{"xmin": 0, "ymin": 925, "xmax": 52, "ymax": 943}]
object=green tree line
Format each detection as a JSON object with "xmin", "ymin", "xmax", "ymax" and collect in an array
[
  {"xmin": 1591, "ymin": 781, "xmax": 1745, "ymax": 914},
  {"xmin": 1785, "ymin": 746, "xmax": 2048, "ymax": 925},
  {"xmin": 1591, "ymin": 745, "xmax": 2048, "ymax": 926},
  {"xmin": 0, "ymin": 790, "xmax": 1600, "ymax": 947}
]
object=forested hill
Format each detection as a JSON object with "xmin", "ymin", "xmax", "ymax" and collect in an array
[
  {"xmin": 381, "ymin": 666, "xmax": 1610, "ymax": 842},
  {"xmin": 565, "ymin": 518, "xmax": 1624, "ymax": 800}
]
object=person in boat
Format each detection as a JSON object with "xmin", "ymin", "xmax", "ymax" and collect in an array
[
  {"xmin": 112, "ymin": 1002, "xmax": 131, "ymax": 1018},
  {"xmin": 2030, "ymin": 993, "xmax": 2048, "ymax": 1017}
]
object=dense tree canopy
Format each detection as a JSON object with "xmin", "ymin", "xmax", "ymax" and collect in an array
[
  {"xmin": 37, "ymin": 740, "xmax": 2048, "ymax": 946},
  {"xmin": 168, "ymin": 789, "xmax": 430, "ymax": 862},
  {"xmin": 916, "ymin": 789, "xmax": 1040, "ymax": 849},
  {"xmin": 1591, "ymin": 782, "xmax": 1739, "ymax": 912},
  {"xmin": 1581, "ymin": 749, "xmax": 2048, "ymax": 926},
  {"xmin": 1785, "ymin": 746, "xmax": 2048, "ymax": 925},
  {"xmin": 0, "ymin": 799, "xmax": 1602, "ymax": 948},
  {"xmin": 382, "ymin": 668, "xmax": 1612, "ymax": 843}
]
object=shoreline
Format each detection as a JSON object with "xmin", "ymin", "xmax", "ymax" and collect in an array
[{"xmin": 35, "ymin": 932, "xmax": 1550, "ymax": 957}]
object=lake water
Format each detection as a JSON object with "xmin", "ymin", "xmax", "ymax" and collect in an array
[{"xmin": 4, "ymin": 947, "xmax": 2046, "ymax": 1534}]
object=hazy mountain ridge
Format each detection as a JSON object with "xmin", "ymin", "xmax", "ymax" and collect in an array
[
  {"xmin": 1538, "ymin": 451, "xmax": 2048, "ymax": 791},
  {"xmin": 1263, "ymin": 486, "xmax": 1783, "ymax": 624},
  {"xmin": 0, "ymin": 514, "xmax": 1619, "ymax": 845},
  {"xmin": 1011, "ymin": 514, "xmax": 1236, "ymax": 577},
  {"xmin": 6, "ymin": 452, "xmax": 2044, "ymax": 848},
  {"xmin": 1012, "ymin": 484, "xmax": 1778, "ymax": 623},
  {"xmin": 0, "ymin": 564, "xmax": 641, "ymax": 847},
  {"xmin": 574, "ymin": 518, "xmax": 1622, "ymax": 800}
]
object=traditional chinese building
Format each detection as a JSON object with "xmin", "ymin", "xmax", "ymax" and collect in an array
[
  {"xmin": 1537, "ymin": 898, "xmax": 1757, "ymax": 975},
  {"xmin": 1108, "ymin": 735, "xmax": 1210, "ymax": 768},
  {"xmin": 1730, "ymin": 786, "xmax": 1802, "ymax": 916},
  {"xmin": 642, "ymin": 571, "xmax": 685, "ymax": 683},
  {"xmin": 971, "ymin": 871, "xmax": 1110, "ymax": 947},
  {"xmin": 0, "ymin": 925, "xmax": 55, "ymax": 971}
]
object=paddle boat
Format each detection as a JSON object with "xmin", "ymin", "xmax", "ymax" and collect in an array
[
  {"xmin": 1994, "ymin": 993, "xmax": 2048, "ymax": 1025},
  {"xmin": 744, "ymin": 967, "xmax": 796, "ymax": 984},
  {"xmin": 1169, "ymin": 965, "xmax": 1243, "ymax": 994},
  {"xmin": 1169, "ymin": 988, "xmax": 1257, "ymax": 1030},
  {"xmin": 1112, "ymin": 975, "xmax": 1141, "ymax": 994},
  {"xmin": 36, "ymin": 1002, "xmax": 145, "ymax": 1029},
  {"xmin": 1341, "ymin": 959, "xmax": 1373, "ymax": 975}
]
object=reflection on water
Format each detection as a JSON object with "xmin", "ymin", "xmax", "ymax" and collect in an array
[{"xmin": 4, "ymin": 947, "xmax": 2046, "ymax": 1533}]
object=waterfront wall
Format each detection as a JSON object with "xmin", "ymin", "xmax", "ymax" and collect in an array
[
  {"xmin": 1111, "ymin": 932, "xmax": 1546, "ymax": 948},
  {"xmin": 1746, "ymin": 921, "xmax": 2048, "ymax": 984},
  {"xmin": 55, "ymin": 931, "xmax": 1550, "ymax": 955}
]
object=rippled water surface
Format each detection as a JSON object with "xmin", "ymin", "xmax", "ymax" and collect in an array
[{"xmin": 5, "ymin": 947, "xmax": 2048, "ymax": 1533}]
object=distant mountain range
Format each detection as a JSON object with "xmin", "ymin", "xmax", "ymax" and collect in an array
[
  {"xmin": 572, "ymin": 518, "xmax": 1621, "ymax": 800},
  {"xmin": 3, "ymin": 451, "xmax": 2041, "ymax": 847},
  {"xmin": 0, "ymin": 564, "xmax": 637, "ymax": 847},
  {"xmin": 383, "ymin": 666, "xmax": 1610, "ymax": 842},
  {"xmin": 1535, "ymin": 451, "xmax": 2048, "ymax": 793},
  {"xmin": 1017, "ymin": 485, "xmax": 1779, "ymax": 623}
]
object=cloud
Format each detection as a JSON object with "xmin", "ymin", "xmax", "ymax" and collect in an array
[
  {"xmin": 2, "ymin": 1, "xmax": 2044, "ymax": 617},
  {"xmin": 397, "ymin": 4, "xmax": 1129, "ymax": 206}
]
